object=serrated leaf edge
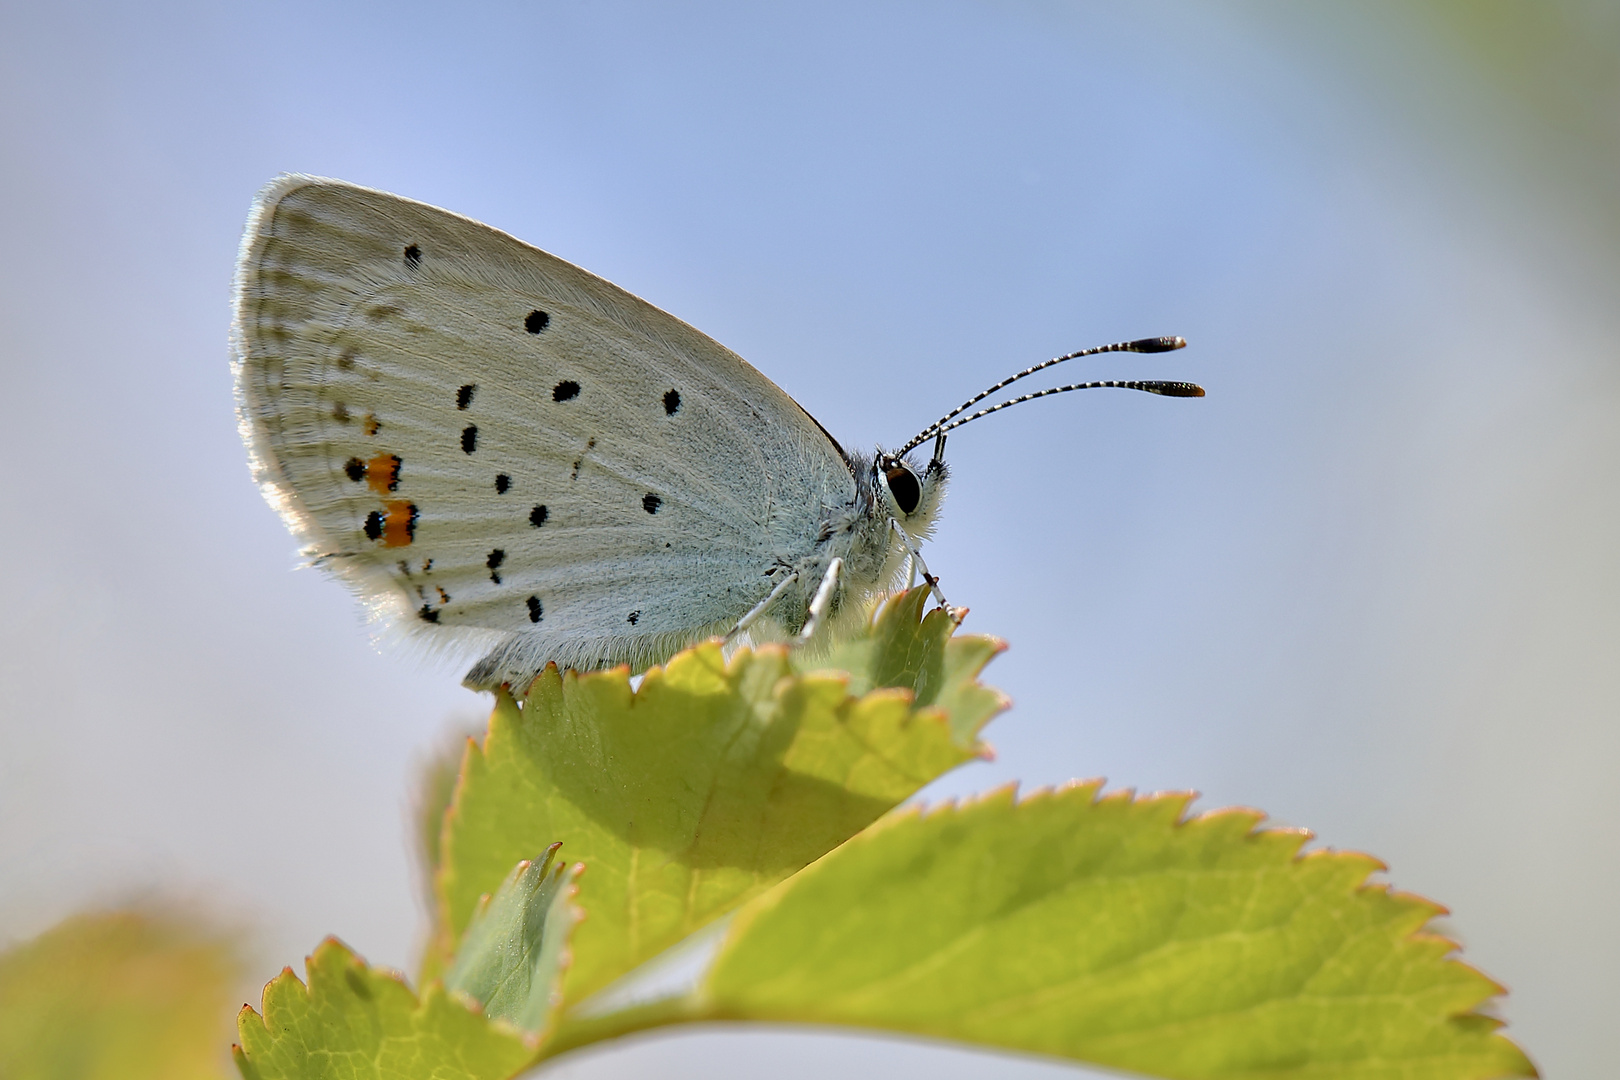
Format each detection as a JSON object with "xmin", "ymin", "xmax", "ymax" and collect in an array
[
  {"xmin": 431, "ymin": 630, "xmax": 1006, "ymax": 965},
  {"xmin": 234, "ymin": 935, "xmax": 554, "ymax": 1066},
  {"xmin": 703, "ymin": 778, "xmax": 1533, "ymax": 1066}
]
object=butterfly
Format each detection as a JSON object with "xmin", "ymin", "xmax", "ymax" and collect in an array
[{"xmin": 232, "ymin": 176, "xmax": 1201, "ymax": 691}]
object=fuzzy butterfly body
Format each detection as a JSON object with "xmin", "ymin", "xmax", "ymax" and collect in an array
[{"xmin": 233, "ymin": 176, "xmax": 942, "ymax": 690}]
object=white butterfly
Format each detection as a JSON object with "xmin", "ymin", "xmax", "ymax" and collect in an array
[{"xmin": 232, "ymin": 176, "xmax": 1199, "ymax": 691}]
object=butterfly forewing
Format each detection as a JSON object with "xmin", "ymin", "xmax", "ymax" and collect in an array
[{"xmin": 234, "ymin": 176, "xmax": 854, "ymax": 678}]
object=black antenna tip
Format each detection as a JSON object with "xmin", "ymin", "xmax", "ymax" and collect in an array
[
  {"xmin": 1143, "ymin": 380, "xmax": 1205, "ymax": 397},
  {"xmin": 1125, "ymin": 336, "xmax": 1187, "ymax": 353}
]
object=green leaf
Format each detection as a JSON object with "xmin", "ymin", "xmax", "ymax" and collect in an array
[
  {"xmin": 444, "ymin": 846, "xmax": 580, "ymax": 1037},
  {"xmin": 234, "ymin": 939, "xmax": 533, "ymax": 1080},
  {"xmin": 0, "ymin": 909, "xmax": 237, "ymax": 1080},
  {"xmin": 434, "ymin": 587, "xmax": 1006, "ymax": 1006},
  {"xmin": 415, "ymin": 730, "xmax": 472, "ymax": 987},
  {"xmin": 415, "ymin": 725, "xmax": 477, "ymax": 914},
  {"xmin": 705, "ymin": 783, "xmax": 1536, "ymax": 1080},
  {"xmin": 817, "ymin": 590, "xmax": 1008, "ymax": 747}
]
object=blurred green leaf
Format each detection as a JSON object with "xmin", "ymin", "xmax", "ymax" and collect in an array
[
  {"xmin": 705, "ymin": 783, "xmax": 1535, "ymax": 1080},
  {"xmin": 0, "ymin": 909, "xmax": 237, "ymax": 1080},
  {"xmin": 443, "ymin": 846, "xmax": 579, "ymax": 1038},
  {"xmin": 434, "ymin": 587, "xmax": 1006, "ymax": 1006},
  {"xmin": 415, "ymin": 726, "xmax": 477, "ymax": 910},
  {"xmin": 415, "ymin": 724, "xmax": 481, "ymax": 987},
  {"xmin": 233, "ymin": 939, "xmax": 533, "ymax": 1080}
]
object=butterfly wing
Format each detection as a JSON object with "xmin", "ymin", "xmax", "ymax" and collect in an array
[{"xmin": 233, "ymin": 175, "xmax": 855, "ymax": 687}]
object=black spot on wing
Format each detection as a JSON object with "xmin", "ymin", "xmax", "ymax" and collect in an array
[
  {"xmin": 529, "ymin": 505, "xmax": 549, "ymax": 528},
  {"xmin": 527, "ymin": 595, "xmax": 543, "ymax": 623},
  {"xmin": 461, "ymin": 425, "xmax": 478, "ymax": 453},
  {"xmin": 553, "ymin": 380, "xmax": 580, "ymax": 402},
  {"xmin": 642, "ymin": 493, "xmax": 662, "ymax": 514},
  {"xmin": 525, "ymin": 310, "xmax": 550, "ymax": 334},
  {"xmin": 344, "ymin": 458, "xmax": 366, "ymax": 482},
  {"xmin": 663, "ymin": 389, "xmax": 681, "ymax": 415},
  {"xmin": 418, "ymin": 603, "xmax": 439, "ymax": 623},
  {"xmin": 363, "ymin": 511, "xmax": 384, "ymax": 540},
  {"xmin": 627, "ymin": 610, "xmax": 640, "ymax": 625},
  {"xmin": 457, "ymin": 384, "xmax": 475, "ymax": 409},
  {"xmin": 404, "ymin": 244, "xmax": 421, "ymax": 267},
  {"xmin": 495, "ymin": 473, "xmax": 511, "ymax": 494},
  {"xmin": 486, "ymin": 548, "xmax": 505, "ymax": 584}
]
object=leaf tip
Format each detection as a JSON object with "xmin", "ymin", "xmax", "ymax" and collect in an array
[
  {"xmin": 231, "ymin": 1041, "xmax": 260, "ymax": 1080},
  {"xmin": 1298, "ymin": 845, "xmax": 1387, "ymax": 881},
  {"xmin": 1141, "ymin": 788, "xmax": 1201, "ymax": 817},
  {"xmin": 1053, "ymin": 776, "xmax": 1108, "ymax": 801},
  {"xmin": 954, "ymin": 781, "xmax": 1020, "ymax": 812},
  {"xmin": 1094, "ymin": 785, "xmax": 1136, "ymax": 806},
  {"xmin": 234, "ymin": 1001, "xmax": 265, "ymax": 1038},
  {"xmin": 1182, "ymin": 803, "xmax": 1271, "ymax": 840},
  {"xmin": 1384, "ymin": 885, "xmax": 1450, "ymax": 923}
]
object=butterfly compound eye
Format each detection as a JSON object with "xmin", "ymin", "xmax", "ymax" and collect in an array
[{"xmin": 884, "ymin": 464, "xmax": 922, "ymax": 515}]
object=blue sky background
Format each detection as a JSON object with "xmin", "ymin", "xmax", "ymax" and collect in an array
[{"xmin": 2, "ymin": 2, "xmax": 1617, "ymax": 1076}]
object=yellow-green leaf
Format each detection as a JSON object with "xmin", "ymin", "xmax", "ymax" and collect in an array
[
  {"xmin": 434, "ymin": 588, "xmax": 1006, "ymax": 1006},
  {"xmin": 234, "ymin": 939, "xmax": 533, "ymax": 1080},
  {"xmin": 443, "ymin": 847, "xmax": 579, "ymax": 1038},
  {"xmin": 706, "ymin": 783, "xmax": 1536, "ymax": 1080}
]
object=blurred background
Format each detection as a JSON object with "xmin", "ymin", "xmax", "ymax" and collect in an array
[{"xmin": 2, "ymin": 1, "xmax": 1616, "ymax": 1076}]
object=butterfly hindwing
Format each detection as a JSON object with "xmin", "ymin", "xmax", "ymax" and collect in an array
[{"xmin": 233, "ymin": 175, "xmax": 856, "ymax": 681}]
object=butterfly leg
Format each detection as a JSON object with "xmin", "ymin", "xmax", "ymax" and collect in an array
[
  {"xmin": 798, "ymin": 557, "xmax": 844, "ymax": 642},
  {"xmin": 889, "ymin": 518, "xmax": 951, "ymax": 610},
  {"xmin": 725, "ymin": 570, "xmax": 800, "ymax": 641}
]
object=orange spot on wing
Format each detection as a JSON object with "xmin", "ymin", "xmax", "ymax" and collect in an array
[
  {"xmin": 366, "ymin": 454, "xmax": 401, "ymax": 494},
  {"xmin": 382, "ymin": 501, "xmax": 417, "ymax": 547}
]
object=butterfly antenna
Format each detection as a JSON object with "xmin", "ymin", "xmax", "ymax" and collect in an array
[
  {"xmin": 930, "ymin": 379, "xmax": 1204, "ymax": 440},
  {"xmin": 895, "ymin": 336, "xmax": 1189, "ymax": 457}
]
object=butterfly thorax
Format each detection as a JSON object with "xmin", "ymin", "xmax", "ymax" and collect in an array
[{"xmin": 755, "ymin": 447, "xmax": 946, "ymax": 642}]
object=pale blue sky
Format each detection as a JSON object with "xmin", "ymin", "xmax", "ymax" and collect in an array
[{"xmin": 2, "ymin": 3, "xmax": 1616, "ymax": 1076}]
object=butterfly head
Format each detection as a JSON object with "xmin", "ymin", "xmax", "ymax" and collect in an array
[{"xmin": 873, "ymin": 434, "xmax": 948, "ymax": 537}]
